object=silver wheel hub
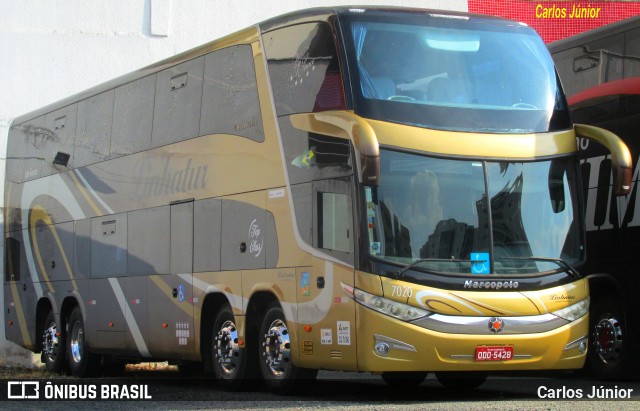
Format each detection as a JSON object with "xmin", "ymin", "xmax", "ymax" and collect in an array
[
  {"xmin": 70, "ymin": 320, "xmax": 84, "ymax": 364},
  {"xmin": 213, "ymin": 320, "xmax": 240, "ymax": 374},
  {"xmin": 593, "ymin": 316, "xmax": 623, "ymax": 364},
  {"xmin": 42, "ymin": 321, "xmax": 59, "ymax": 359},
  {"xmin": 262, "ymin": 319, "xmax": 291, "ymax": 376}
]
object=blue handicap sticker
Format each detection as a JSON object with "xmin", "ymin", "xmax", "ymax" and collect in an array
[
  {"xmin": 471, "ymin": 253, "xmax": 490, "ymax": 274},
  {"xmin": 178, "ymin": 284, "xmax": 185, "ymax": 302}
]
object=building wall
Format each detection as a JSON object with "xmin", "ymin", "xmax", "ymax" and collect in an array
[{"xmin": 0, "ymin": 0, "xmax": 466, "ymax": 366}]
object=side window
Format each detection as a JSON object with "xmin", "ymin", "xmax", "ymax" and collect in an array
[
  {"xmin": 6, "ymin": 119, "xmax": 36, "ymax": 183},
  {"xmin": 555, "ymin": 34, "xmax": 624, "ymax": 98},
  {"xmin": 200, "ymin": 45, "xmax": 264, "ymax": 142},
  {"xmin": 111, "ymin": 75, "xmax": 156, "ymax": 158},
  {"xmin": 263, "ymin": 22, "xmax": 345, "ymax": 116},
  {"xmin": 75, "ymin": 90, "xmax": 114, "ymax": 167},
  {"xmin": 152, "ymin": 56, "xmax": 205, "ymax": 148},
  {"xmin": 625, "ymin": 28, "xmax": 640, "ymax": 79},
  {"xmin": 45, "ymin": 105, "xmax": 77, "ymax": 172}
]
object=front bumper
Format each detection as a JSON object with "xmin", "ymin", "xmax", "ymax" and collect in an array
[{"xmin": 356, "ymin": 304, "xmax": 588, "ymax": 372}]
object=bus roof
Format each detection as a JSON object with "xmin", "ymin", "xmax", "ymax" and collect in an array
[
  {"xmin": 258, "ymin": 6, "xmax": 519, "ymax": 32},
  {"xmin": 12, "ymin": 6, "xmax": 522, "ymax": 126}
]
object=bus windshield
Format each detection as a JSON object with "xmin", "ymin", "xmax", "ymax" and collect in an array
[
  {"xmin": 365, "ymin": 149, "xmax": 584, "ymax": 275},
  {"xmin": 342, "ymin": 12, "xmax": 571, "ymax": 133}
]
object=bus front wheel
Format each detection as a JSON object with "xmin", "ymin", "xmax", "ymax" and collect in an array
[
  {"xmin": 588, "ymin": 296, "xmax": 632, "ymax": 379},
  {"xmin": 258, "ymin": 302, "xmax": 317, "ymax": 394}
]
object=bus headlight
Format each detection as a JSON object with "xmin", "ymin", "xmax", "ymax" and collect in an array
[
  {"xmin": 353, "ymin": 288, "xmax": 430, "ymax": 321},
  {"xmin": 551, "ymin": 297, "xmax": 590, "ymax": 321}
]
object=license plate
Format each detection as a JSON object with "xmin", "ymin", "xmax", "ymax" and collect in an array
[{"xmin": 475, "ymin": 345, "xmax": 513, "ymax": 361}]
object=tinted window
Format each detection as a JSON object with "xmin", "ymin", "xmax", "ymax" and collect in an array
[
  {"xmin": 200, "ymin": 45, "xmax": 264, "ymax": 141},
  {"xmin": 342, "ymin": 13, "xmax": 571, "ymax": 133},
  {"xmin": 263, "ymin": 22, "xmax": 345, "ymax": 116}
]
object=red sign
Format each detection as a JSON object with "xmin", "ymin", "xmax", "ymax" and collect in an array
[{"xmin": 468, "ymin": 1, "xmax": 640, "ymax": 43}]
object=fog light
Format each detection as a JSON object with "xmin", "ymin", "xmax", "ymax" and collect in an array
[
  {"xmin": 564, "ymin": 335, "xmax": 588, "ymax": 352},
  {"xmin": 579, "ymin": 340, "xmax": 587, "ymax": 354},
  {"xmin": 374, "ymin": 342, "xmax": 390, "ymax": 357}
]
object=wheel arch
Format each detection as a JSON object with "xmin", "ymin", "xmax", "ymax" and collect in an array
[
  {"xmin": 586, "ymin": 273, "xmax": 628, "ymax": 319},
  {"xmin": 245, "ymin": 291, "xmax": 280, "ymax": 342},
  {"xmin": 60, "ymin": 296, "xmax": 82, "ymax": 338},
  {"xmin": 200, "ymin": 292, "xmax": 234, "ymax": 371}
]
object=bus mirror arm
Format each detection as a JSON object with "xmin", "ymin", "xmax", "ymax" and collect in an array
[
  {"xmin": 360, "ymin": 154, "xmax": 380, "ymax": 186},
  {"xmin": 574, "ymin": 124, "xmax": 632, "ymax": 196},
  {"xmin": 290, "ymin": 112, "xmax": 380, "ymax": 186}
]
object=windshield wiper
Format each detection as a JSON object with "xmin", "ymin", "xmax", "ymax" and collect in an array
[
  {"xmin": 495, "ymin": 257, "xmax": 580, "ymax": 278},
  {"xmin": 394, "ymin": 258, "xmax": 472, "ymax": 278}
]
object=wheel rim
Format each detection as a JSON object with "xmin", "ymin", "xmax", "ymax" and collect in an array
[
  {"xmin": 70, "ymin": 320, "xmax": 84, "ymax": 364},
  {"xmin": 262, "ymin": 319, "xmax": 291, "ymax": 377},
  {"xmin": 593, "ymin": 315, "xmax": 623, "ymax": 364},
  {"xmin": 213, "ymin": 320, "xmax": 240, "ymax": 375},
  {"xmin": 42, "ymin": 321, "xmax": 59, "ymax": 361}
]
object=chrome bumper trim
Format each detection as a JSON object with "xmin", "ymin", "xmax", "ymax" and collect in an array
[{"xmin": 411, "ymin": 313, "xmax": 569, "ymax": 335}]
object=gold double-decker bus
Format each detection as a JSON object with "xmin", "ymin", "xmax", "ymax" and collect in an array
[{"xmin": 3, "ymin": 7, "xmax": 632, "ymax": 393}]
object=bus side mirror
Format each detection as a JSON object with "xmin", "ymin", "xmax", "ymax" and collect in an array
[{"xmin": 574, "ymin": 124, "xmax": 632, "ymax": 196}]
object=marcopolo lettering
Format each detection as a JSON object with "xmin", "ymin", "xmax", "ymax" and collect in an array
[{"xmin": 464, "ymin": 280, "xmax": 519, "ymax": 290}]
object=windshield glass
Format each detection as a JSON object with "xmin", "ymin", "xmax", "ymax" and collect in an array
[
  {"xmin": 341, "ymin": 12, "xmax": 571, "ymax": 133},
  {"xmin": 365, "ymin": 150, "xmax": 583, "ymax": 275}
]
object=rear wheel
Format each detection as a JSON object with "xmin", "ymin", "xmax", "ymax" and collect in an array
[
  {"xmin": 259, "ymin": 303, "xmax": 317, "ymax": 394},
  {"xmin": 588, "ymin": 296, "xmax": 632, "ymax": 379},
  {"xmin": 211, "ymin": 305, "xmax": 249, "ymax": 389},
  {"xmin": 41, "ymin": 310, "xmax": 65, "ymax": 373},
  {"xmin": 435, "ymin": 372, "xmax": 487, "ymax": 389},
  {"xmin": 67, "ymin": 306, "xmax": 101, "ymax": 377}
]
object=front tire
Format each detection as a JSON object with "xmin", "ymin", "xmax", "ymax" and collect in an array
[
  {"xmin": 41, "ymin": 310, "xmax": 65, "ymax": 373},
  {"xmin": 587, "ymin": 296, "xmax": 632, "ymax": 379},
  {"xmin": 67, "ymin": 306, "xmax": 101, "ymax": 377},
  {"xmin": 259, "ymin": 302, "xmax": 317, "ymax": 394}
]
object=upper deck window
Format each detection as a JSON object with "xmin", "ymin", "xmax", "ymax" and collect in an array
[
  {"xmin": 263, "ymin": 22, "xmax": 345, "ymax": 116},
  {"xmin": 341, "ymin": 12, "xmax": 571, "ymax": 133}
]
